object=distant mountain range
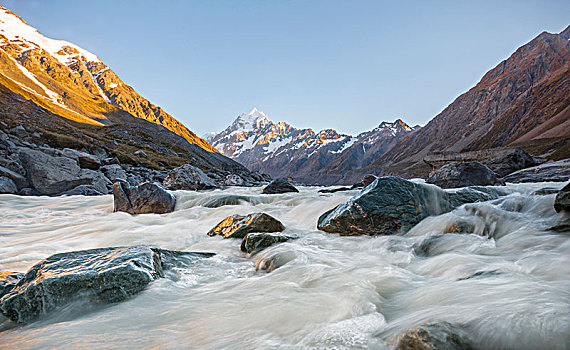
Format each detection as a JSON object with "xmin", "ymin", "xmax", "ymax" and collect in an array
[
  {"xmin": 206, "ymin": 108, "xmax": 419, "ymax": 184},
  {"xmin": 209, "ymin": 26, "xmax": 569, "ymax": 184},
  {"xmin": 0, "ymin": 5, "xmax": 250, "ymax": 177}
]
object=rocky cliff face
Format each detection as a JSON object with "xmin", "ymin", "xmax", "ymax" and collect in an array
[
  {"xmin": 208, "ymin": 108, "xmax": 417, "ymax": 184},
  {"xmin": 363, "ymin": 26, "xmax": 570, "ymax": 178}
]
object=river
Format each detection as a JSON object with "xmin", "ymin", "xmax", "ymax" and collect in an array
[{"xmin": 0, "ymin": 182, "xmax": 569, "ymax": 349}]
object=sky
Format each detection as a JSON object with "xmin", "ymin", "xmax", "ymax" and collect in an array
[{"xmin": 2, "ymin": 0, "xmax": 569, "ymax": 136}]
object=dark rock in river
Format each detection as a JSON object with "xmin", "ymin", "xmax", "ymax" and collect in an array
[
  {"xmin": 396, "ymin": 322, "xmax": 476, "ymax": 350},
  {"xmin": 163, "ymin": 164, "xmax": 217, "ymax": 191},
  {"xmin": 554, "ymin": 183, "xmax": 570, "ymax": 213},
  {"xmin": 262, "ymin": 178, "xmax": 299, "ymax": 194},
  {"xmin": 0, "ymin": 247, "xmax": 214, "ymax": 324},
  {"xmin": 0, "ymin": 176, "xmax": 17, "ymax": 194},
  {"xmin": 532, "ymin": 187, "xmax": 561, "ymax": 196},
  {"xmin": 426, "ymin": 161, "xmax": 504, "ymax": 189},
  {"xmin": 113, "ymin": 181, "xmax": 176, "ymax": 214},
  {"xmin": 318, "ymin": 186, "xmax": 354, "ymax": 194},
  {"xmin": 503, "ymin": 159, "xmax": 570, "ymax": 183},
  {"xmin": 241, "ymin": 232, "xmax": 299, "ymax": 255},
  {"xmin": 0, "ymin": 246, "xmax": 159, "ymax": 323},
  {"xmin": 208, "ymin": 212, "xmax": 285, "ymax": 239},
  {"xmin": 317, "ymin": 177, "xmax": 455, "ymax": 236},
  {"xmin": 318, "ymin": 177, "xmax": 509, "ymax": 236}
]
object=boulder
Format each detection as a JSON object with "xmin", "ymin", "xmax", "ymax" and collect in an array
[
  {"xmin": 100, "ymin": 164, "xmax": 128, "ymax": 183},
  {"xmin": 241, "ymin": 232, "xmax": 299, "ymax": 255},
  {"xmin": 361, "ymin": 174, "xmax": 377, "ymax": 187},
  {"xmin": 200, "ymin": 194, "xmax": 260, "ymax": 208},
  {"xmin": 426, "ymin": 161, "xmax": 503, "ymax": 189},
  {"xmin": 18, "ymin": 148, "xmax": 96, "ymax": 195},
  {"xmin": 0, "ymin": 176, "xmax": 17, "ymax": 194},
  {"xmin": 262, "ymin": 178, "xmax": 299, "ymax": 194},
  {"xmin": 503, "ymin": 159, "xmax": 570, "ymax": 183},
  {"xmin": 163, "ymin": 164, "xmax": 217, "ymax": 191},
  {"xmin": 133, "ymin": 150, "xmax": 147, "ymax": 157},
  {"xmin": 0, "ymin": 246, "xmax": 213, "ymax": 324},
  {"xmin": 62, "ymin": 148, "xmax": 101, "ymax": 170},
  {"xmin": 207, "ymin": 213, "xmax": 285, "ymax": 239},
  {"xmin": 113, "ymin": 182, "xmax": 176, "ymax": 214},
  {"xmin": 317, "ymin": 177, "xmax": 508, "ymax": 236},
  {"xmin": 318, "ymin": 177, "xmax": 455, "ymax": 236},
  {"xmin": 396, "ymin": 322, "xmax": 475, "ymax": 350},
  {"xmin": 554, "ymin": 183, "xmax": 570, "ymax": 213},
  {"xmin": 0, "ymin": 165, "xmax": 28, "ymax": 189},
  {"xmin": 0, "ymin": 271, "xmax": 23, "ymax": 299},
  {"xmin": 224, "ymin": 174, "xmax": 245, "ymax": 186}
]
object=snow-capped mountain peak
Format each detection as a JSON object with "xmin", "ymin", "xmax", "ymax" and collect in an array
[
  {"xmin": 232, "ymin": 107, "xmax": 271, "ymax": 130},
  {"xmin": 0, "ymin": 6, "xmax": 100, "ymax": 65},
  {"xmin": 208, "ymin": 110, "xmax": 418, "ymax": 184}
]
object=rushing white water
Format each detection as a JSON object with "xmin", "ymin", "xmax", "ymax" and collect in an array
[{"xmin": 0, "ymin": 182, "xmax": 569, "ymax": 349}]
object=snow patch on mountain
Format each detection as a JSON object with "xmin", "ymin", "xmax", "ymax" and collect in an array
[{"xmin": 0, "ymin": 6, "xmax": 100, "ymax": 65}]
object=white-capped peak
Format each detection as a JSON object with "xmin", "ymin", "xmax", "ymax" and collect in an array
[{"xmin": 0, "ymin": 6, "xmax": 101, "ymax": 65}]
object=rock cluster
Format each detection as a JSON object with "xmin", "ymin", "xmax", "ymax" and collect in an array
[
  {"xmin": 554, "ymin": 183, "xmax": 570, "ymax": 213},
  {"xmin": 0, "ymin": 126, "xmax": 271, "ymax": 197}
]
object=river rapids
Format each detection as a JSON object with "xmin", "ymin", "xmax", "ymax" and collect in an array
[{"xmin": 0, "ymin": 182, "xmax": 569, "ymax": 349}]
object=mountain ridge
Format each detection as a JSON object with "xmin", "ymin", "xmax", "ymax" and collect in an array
[{"xmin": 208, "ymin": 108, "xmax": 418, "ymax": 184}]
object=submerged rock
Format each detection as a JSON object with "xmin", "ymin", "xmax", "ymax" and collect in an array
[
  {"xmin": 207, "ymin": 212, "xmax": 285, "ymax": 239},
  {"xmin": 449, "ymin": 186, "xmax": 509, "ymax": 207},
  {"xmin": 396, "ymin": 322, "xmax": 475, "ymax": 350},
  {"xmin": 64, "ymin": 184, "xmax": 104, "ymax": 196},
  {"xmin": 254, "ymin": 250, "xmax": 297, "ymax": 272},
  {"xmin": 554, "ymin": 183, "xmax": 570, "ymax": 213},
  {"xmin": 200, "ymin": 194, "xmax": 260, "ymax": 208},
  {"xmin": 113, "ymin": 181, "xmax": 176, "ymax": 214},
  {"xmin": 0, "ymin": 246, "xmax": 213, "ymax": 324},
  {"xmin": 163, "ymin": 164, "xmax": 217, "ymax": 191},
  {"xmin": 317, "ymin": 177, "xmax": 455, "ymax": 236},
  {"xmin": 241, "ymin": 232, "xmax": 299, "ymax": 255},
  {"xmin": 262, "ymin": 178, "xmax": 299, "ymax": 194},
  {"xmin": 426, "ymin": 161, "xmax": 504, "ymax": 188}
]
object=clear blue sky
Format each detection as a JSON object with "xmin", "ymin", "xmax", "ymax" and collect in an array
[{"xmin": 3, "ymin": 0, "xmax": 569, "ymax": 136}]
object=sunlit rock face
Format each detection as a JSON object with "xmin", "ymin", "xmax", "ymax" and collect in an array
[{"xmin": 207, "ymin": 212, "xmax": 285, "ymax": 239}]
